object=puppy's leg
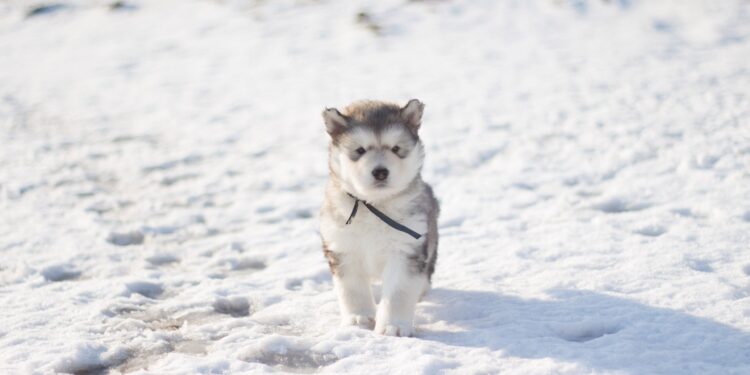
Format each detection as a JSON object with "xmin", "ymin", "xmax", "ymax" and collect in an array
[
  {"xmin": 419, "ymin": 281, "xmax": 431, "ymax": 301},
  {"xmin": 330, "ymin": 253, "xmax": 376, "ymax": 328},
  {"xmin": 374, "ymin": 252, "xmax": 428, "ymax": 337}
]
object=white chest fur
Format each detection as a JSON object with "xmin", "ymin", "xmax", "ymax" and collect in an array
[{"xmin": 320, "ymin": 194, "xmax": 427, "ymax": 280}]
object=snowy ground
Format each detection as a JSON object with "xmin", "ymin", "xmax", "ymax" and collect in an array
[{"xmin": 1, "ymin": 0, "xmax": 750, "ymax": 373}]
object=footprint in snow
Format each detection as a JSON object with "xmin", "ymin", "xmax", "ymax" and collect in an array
[
  {"xmin": 124, "ymin": 281, "xmax": 164, "ymax": 299},
  {"xmin": 248, "ymin": 350, "xmax": 338, "ymax": 372},
  {"xmin": 101, "ymin": 302, "xmax": 145, "ymax": 317},
  {"xmin": 160, "ymin": 173, "xmax": 199, "ymax": 186},
  {"xmin": 207, "ymin": 258, "xmax": 266, "ymax": 279},
  {"xmin": 551, "ymin": 320, "xmax": 622, "ymax": 343},
  {"xmin": 633, "ymin": 224, "xmax": 667, "ymax": 237},
  {"xmin": 439, "ymin": 217, "xmax": 464, "ymax": 229},
  {"xmin": 41, "ymin": 264, "xmax": 81, "ymax": 282},
  {"xmin": 108, "ymin": 309, "xmax": 210, "ymax": 373},
  {"xmin": 290, "ymin": 209, "xmax": 313, "ymax": 219},
  {"xmin": 53, "ymin": 343, "xmax": 130, "ymax": 375},
  {"xmin": 686, "ymin": 259, "xmax": 713, "ymax": 273},
  {"xmin": 255, "ymin": 205, "xmax": 276, "ymax": 214},
  {"xmin": 116, "ymin": 347, "xmax": 172, "ymax": 374},
  {"xmin": 284, "ymin": 270, "xmax": 332, "ymax": 291},
  {"xmin": 227, "ymin": 257, "xmax": 267, "ymax": 273},
  {"xmin": 107, "ymin": 230, "xmax": 144, "ymax": 246},
  {"xmin": 285, "ymin": 279, "xmax": 304, "ymax": 291},
  {"xmin": 145, "ymin": 254, "xmax": 179, "ymax": 267},
  {"xmin": 86, "ymin": 200, "xmax": 117, "ymax": 215},
  {"xmin": 471, "ymin": 147, "xmax": 504, "ymax": 168},
  {"xmin": 116, "ymin": 338, "xmax": 208, "ymax": 373},
  {"xmin": 99, "ymin": 305, "xmax": 218, "ymax": 374},
  {"xmin": 671, "ymin": 207, "xmax": 705, "ymax": 219},
  {"xmin": 511, "ymin": 182, "xmax": 536, "ymax": 191},
  {"xmin": 109, "ymin": 1, "xmax": 137, "ymax": 12},
  {"xmin": 240, "ymin": 336, "xmax": 338, "ymax": 372},
  {"xmin": 26, "ymin": 4, "xmax": 70, "ymax": 18},
  {"xmin": 141, "ymin": 154, "xmax": 202, "ymax": 174},
  {"xmin": 213, "ymin": 297, "xmax": 251, "ymax": 317},
  {"xmin": 592, "ymin": 197, "xmax": 651, "ymax": 214}
]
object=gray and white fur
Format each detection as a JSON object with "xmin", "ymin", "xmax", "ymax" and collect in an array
[{"xmin": 319, "ymin": 99, "xmax": 439, "ymax": 337}]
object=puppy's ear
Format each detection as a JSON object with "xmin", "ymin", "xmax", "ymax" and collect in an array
[
  {"xmin": 400, "ymin": 99, "xmax": 425, "ymax": 134},
  {"xmin": 322, "ymin": 108, "xmax": 350, "ymax": 138}
]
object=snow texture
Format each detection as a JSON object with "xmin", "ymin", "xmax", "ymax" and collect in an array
[{"xmin": 1, "ymin": 0, "xmax": 750, "ymax": 374}]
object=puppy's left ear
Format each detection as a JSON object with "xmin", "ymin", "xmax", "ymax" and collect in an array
[{"xmin": 400, "ymin": 99, "xmax": 425, "ymax": 134}]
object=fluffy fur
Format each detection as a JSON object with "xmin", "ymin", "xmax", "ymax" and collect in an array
[{"xmin": 319, "ymin": 99, "xmax": 439, "ymax": 337}]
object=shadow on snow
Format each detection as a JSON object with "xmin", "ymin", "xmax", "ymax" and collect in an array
[{"xmin": 420, "ymin": 288, "xmax": 750, "ymax": 374}]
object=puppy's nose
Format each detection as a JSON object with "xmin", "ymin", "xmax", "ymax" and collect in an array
[{"xmin": 372, "ymin": 167, "xmax": 389, "ymax": 181}]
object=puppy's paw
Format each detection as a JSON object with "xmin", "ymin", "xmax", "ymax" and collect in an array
[
  {"xmin": 374, "ymin": 321, "xmax": 413, "ymax": 337},
  {"xmin": 342, "ymin": 314, "xmax": 375, "ymax": 329}
]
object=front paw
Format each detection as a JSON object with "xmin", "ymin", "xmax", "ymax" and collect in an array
[
  {"xmin": 374, "ymin": 321, "xmax": 414, "ymax": 337},
  {"xmin": 341, "ymin": 314, "xmax": 375, "ymax": 329}
]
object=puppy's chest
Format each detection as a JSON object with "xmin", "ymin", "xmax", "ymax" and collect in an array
[{"xmin": 327, "ymin": 204, "xmax": 424, "ymax": 255}]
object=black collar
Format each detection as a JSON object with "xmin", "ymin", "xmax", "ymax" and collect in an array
[{"xmin": 345, "ymin": 193, "xmax": 422, "ymax": 240}]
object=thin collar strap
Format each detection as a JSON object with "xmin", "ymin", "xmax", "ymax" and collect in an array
[{"xmin": 345, "ymin": 193, "xmax": 422, "ymax": 240}]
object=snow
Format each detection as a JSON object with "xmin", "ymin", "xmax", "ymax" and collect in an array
[{"xmin": 1, "ymin": 0, "xmax": 750, "ymax": 373}]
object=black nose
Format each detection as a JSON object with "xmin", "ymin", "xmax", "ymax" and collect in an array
[{"xmin": 372, "ymin": 167, "xmax": 389, "ymax": 181}]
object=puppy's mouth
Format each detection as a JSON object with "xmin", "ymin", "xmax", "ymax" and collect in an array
[{"xmin": 373, "ymin": 181, "xmax": 388, "ymax": 188}]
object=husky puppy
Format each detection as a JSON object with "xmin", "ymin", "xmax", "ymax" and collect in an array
[{"xmin": 319, "ymin": 99, "xmax": 439, "ymax": 337}]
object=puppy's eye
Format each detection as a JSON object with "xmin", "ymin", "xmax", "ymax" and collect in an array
[
  {"xmin": 391, "ymin": 146, "xmax": 400, "ymax": 153},
  {"xmin": 356, "ymin": 147, "xmax": 366, "ymax": 155}
]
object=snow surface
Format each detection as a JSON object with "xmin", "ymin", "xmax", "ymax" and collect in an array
[{"xmin": 1, "ymin": 0, "xmax": 750, "ymax": 373}]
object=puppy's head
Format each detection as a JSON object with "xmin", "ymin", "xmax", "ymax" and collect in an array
[{"xmin": 323, "ymin": 99, "xmax": 426, "ymax": 203}]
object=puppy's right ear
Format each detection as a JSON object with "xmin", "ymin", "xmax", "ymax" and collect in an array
[{"xmin": 322, "ymin": 108, "xmax": 349, "ymax": 138}]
